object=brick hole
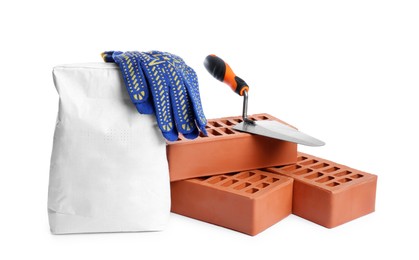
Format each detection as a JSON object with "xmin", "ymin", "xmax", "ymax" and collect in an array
[
  {"xmin": 234, "ymin": 182, "xmax": 251, "ymax": 190},
  {"xmin": 206, "ymin": 129, "xmax": 222, "ymax": 137},
  {"xmin": 256, "ymin": 183, "xmax": 270, "ymax": 189},
  {"xmin": 350, "ymin": 174, "xmax": 364, "ymax": 179},
  {"xmin": 324, "ymin": 166, "xmax": 340, "ymax": 173},
  {"xmin": 248, "ymin": 116, "xmax": 258, "ymax": 121},
  {"xmin": 326, "ymin": 182, "xmax": 340, "ymax": 187},
  {"xmin": 220, "ymin": 119, "xmax": 235, "ymax": 126},
  {"xmin": 316, "ymin": 176, "xmax": 334, "ymax": 183},
  {"xmin": 245, "ymin": 188, "xmax": 259, "ymax": 194},
  {"xmin": 218, "ymin": 127, "xmax": 236, "ymax": 135},
  {"xmin": 257, "ymin": 115, "xmax": 270, "ymax": 120},
  {"xmin": 206, "ymin": 176, "xmax": 227, "ymax": 184},
  {"xmin": 195, "ymin": 176, "xmax": 209, "ymax": 181},
  {"xmin": 338, "ymin": 178, "xmax": 352, "ymax": 183},
  {"xmin": 300, "ymin": 159, "xmax": 319, "ymax": 166},
  {"xmin": 334, "ymin": 170, "xmax": 352, "ymax": 177},
  {"xmin": 311, "ymin": 163, "xmax": 330, "ymax": 169},
  {"xmin": 294, "ymin": 168, "xmax": 313, "ymax": 176},
  {"xmin": 280, "ymin": 164, "xmax": 302, "ymax": 172},
  {"xmin": 249, "ymin": 174, "xmax": 267, "ymax": 182},
  {"xmin": 305, "ymin": 172, "xmax": 324, "ymax": 179},
  {"xmin": 266, "ymin": 177, "xmax": 279, "ymax": 183},
  {"xmin": 205, "ymin": 125, "xmax": 211, "ymax": 129},
  {"xmin": 224, "ymin": 172, "xmax": 238, "ymax": 177},
  {"xmin": 235, "ymin": 118, "xmax": 243, "ymax": 123},
  {"xmin": 207, "ymin": 121, "xmax": 223, "ymax": 128},
  {"xmin": 221, "ymin": 179, "xmax": 239, "ymax": 187},
  {"xmin": 297, "ymin": 155, "xmax": 308, "ymax": 161},
  {"xmin": 236, "ymin": 171, "xmax": 256, "ymax": 179},
  {"xmin": 199, "ymin": 131, "xmax": 207, "ymax": 138}
]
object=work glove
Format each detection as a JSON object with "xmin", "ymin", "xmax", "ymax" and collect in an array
[{"xmin": 102, "ymin": 50, "xmax": 207, "ymax": 141}]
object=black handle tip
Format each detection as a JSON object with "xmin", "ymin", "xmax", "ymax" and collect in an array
[{"xmin": 204, "ymin": 55, "xmax": 226, "ymax": 82}]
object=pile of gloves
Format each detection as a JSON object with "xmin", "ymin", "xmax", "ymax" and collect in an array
[{"xmin": 102, "ymin": 50, "xmax": 207, "ymax": 141}]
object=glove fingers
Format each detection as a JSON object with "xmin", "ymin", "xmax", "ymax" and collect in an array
[
  {"xmin": 112, "ymin": 52, "xmax": 154, "ymax": 114},
  {"xmin": 137, "ymin": 52, "xmax": 179, "ymax": 141},
  {"xmin": 162, "ymin": 53, "xmax": 207, "ymax": 134},
  {"xmin": 159, "ymin": 52, "xmax": 207, "ymax": 136},
  {"xmin": 166, "ymin": 64, "xmax": 199, "ymax": 138},
  {"xmin": 182, "ymin": 128, "xmax": 199, "ymax": 139},
  {"xmin": 180, "ymin": 65, "xmax": 208, "ymax": 135},
  {"xmin": 140, "ymin": 52, "xmax": 199, "ymax": 139}
]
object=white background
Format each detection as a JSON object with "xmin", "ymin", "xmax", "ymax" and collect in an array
[{"xmin": 1, "ymin": 0, "xmax": 418, "ymax": 259}]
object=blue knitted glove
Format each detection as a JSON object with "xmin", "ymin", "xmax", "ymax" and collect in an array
[{"xmin": 102, "ymin": 50, "xmax": 207, "ymax": 141}]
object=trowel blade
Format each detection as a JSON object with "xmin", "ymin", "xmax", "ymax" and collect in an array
[{"xmin": 233, "ymin": 120, "xmax": 325, "ymax": 147}]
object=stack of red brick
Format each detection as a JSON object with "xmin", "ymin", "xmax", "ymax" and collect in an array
[{"xmin": 167, "ymin": 114, "xmax": 377, "ymax": 236}]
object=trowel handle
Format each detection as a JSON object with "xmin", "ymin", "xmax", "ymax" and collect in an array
[{"xmin": 204, "ymin": 54, "xmax": 249, "ymax": 96}]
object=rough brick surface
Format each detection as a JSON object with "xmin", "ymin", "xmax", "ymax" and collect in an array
[{"xmin": 171, "ymin": 170, "xmax": 293, "ymax": 236}]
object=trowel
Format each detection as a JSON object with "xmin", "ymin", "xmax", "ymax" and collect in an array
[{"xmin": 204, "ymin": 54, "xmax": 325, "ymax": 147}]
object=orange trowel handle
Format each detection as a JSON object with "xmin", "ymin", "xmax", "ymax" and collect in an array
[{"xmin": 204, "ymin": 54, "xmax": 249, "ymax": 96}]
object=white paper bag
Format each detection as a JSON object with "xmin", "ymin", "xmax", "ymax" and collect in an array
[{"xmin": 48, "ymin": 63, "xmax": 170, "ymax": 234}]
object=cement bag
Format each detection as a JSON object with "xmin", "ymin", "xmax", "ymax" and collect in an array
[{"xmin": 48, "ymin": 63, "xmax": 170, "ymax": 234}]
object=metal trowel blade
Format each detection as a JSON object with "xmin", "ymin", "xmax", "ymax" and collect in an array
[{"xmin": 233, "ymin": 120, "xmax": 325, "ymax": 147}]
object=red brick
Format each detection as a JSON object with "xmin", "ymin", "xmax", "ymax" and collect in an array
[
  {"xmin": 167, "ymin": 114, "xmax": 297, "ymax": 181},
  {"xmin": 171, "ymin": 170, "xmax": 293, "ymax": 236},
  {"xmin": 266, "ymin": 152, "xmax": 377, "ymax": 228}
]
